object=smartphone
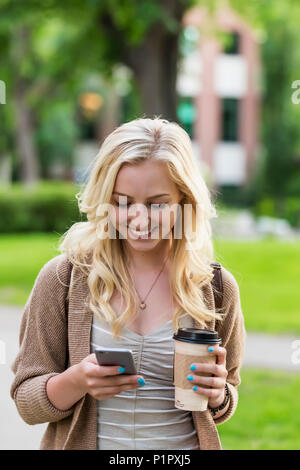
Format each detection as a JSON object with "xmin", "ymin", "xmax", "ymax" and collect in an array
[{"xmin": 95, "ymin": 347, "xmax": 137, "ymax": 375}]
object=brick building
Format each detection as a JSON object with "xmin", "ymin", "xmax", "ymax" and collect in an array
[{"xmin": 177, "ymin": 6, "xmax": 261, "ymax": 188}]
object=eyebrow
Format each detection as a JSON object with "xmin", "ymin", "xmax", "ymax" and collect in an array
[{"xmin": 113, "ymin": 192, "xmax": 170, "ymax": 199}]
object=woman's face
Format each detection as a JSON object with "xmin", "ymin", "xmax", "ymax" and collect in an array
[{"xmin": 109, "ymin": 160, "xmax": 183, "ymax": 251}]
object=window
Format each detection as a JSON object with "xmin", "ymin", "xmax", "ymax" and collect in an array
[
  {"xmin": 223, "ymin": 32, "xmax": 240, "ymax": 55},
  {"xmin": 177, "ymin": 97, "xmax": 196, "ymax": 138},
  {"xmin": 221, "ymin": 98, "xmax": 239, "ymax": 141}
]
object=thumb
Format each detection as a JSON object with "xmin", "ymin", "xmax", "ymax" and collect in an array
[{"xmin": 82, "ymin": 353, "xmax": 98, "ymax": 365}]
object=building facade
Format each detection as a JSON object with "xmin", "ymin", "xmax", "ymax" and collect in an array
[{"xmin": 177, "ymin": 6, "xmax": 261, "ymax": 189}]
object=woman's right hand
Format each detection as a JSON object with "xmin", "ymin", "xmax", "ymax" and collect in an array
[{"xmin": 72, "ymin": 353, "xmax": 145, "ymax": 401}]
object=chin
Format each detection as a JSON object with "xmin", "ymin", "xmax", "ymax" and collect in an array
[{"xmin": 127, "ymin": 237, "xmax": 161, "ymax": 247}]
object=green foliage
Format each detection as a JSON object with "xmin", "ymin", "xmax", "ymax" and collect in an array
[
  {"xmin": 229, "ymin": 0, "xmax": 300, "ymax": 200},
  {"xmin": 1, "ymin": 0, "xmax": 300, "ymax": 200},
  {"xmin": 253, "ymin": 198, "xmax": 276, "ymax": 218},
  {"xmin": 253, "ymin": 197, "xmax": 300, "ymax": 227},
  {"xmin": 36, "ymin": 102, "xmax": 79, "ymax": 176},
  {"xmin": 214, "ymin": 185, "xmax": 246, "ymax": 208},
  {"xmin": 284, "ymin": 198, "xmax": 300, "ymax": 227},
  {"xmin": 0, "ymin": 181, "xmax": 85, "ymax": 233}
]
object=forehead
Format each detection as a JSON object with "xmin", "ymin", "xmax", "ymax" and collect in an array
[{"xmin": 114, "ymin": 161, "xmax": 177, "ymax": 194}]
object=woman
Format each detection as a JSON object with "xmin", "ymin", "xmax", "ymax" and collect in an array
[{"xmin": 10, "ymin": 117, "xmax": 246, "ymax": 450}]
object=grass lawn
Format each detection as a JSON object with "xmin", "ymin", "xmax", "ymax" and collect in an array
[
  {"xmin": 218, "ymin": 368, "xmax": 300, "ymax": 450},
  {"xmin": 0, "ymin": 233, "xmax": 300, "ymax": 334},
  {"xmin": 0, "ymin": 233, "xmax": 61, "ymax": 305},
  {"xmin": 214, "ymin": 238, "xmax": 300, "ymax": 335}
]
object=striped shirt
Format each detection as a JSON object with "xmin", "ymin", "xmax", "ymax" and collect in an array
[{"xmin": 90, "ymin": 312, "xmax": 200, "ymax": 450}]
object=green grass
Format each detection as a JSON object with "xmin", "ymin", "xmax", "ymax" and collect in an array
[
  {"xmin": 214, "ymin": 239, "xmax": 300, "ymax": 335},
  {"xmin": 218, "ymin": 368, "xmax": 300, "ymax": 450},
  {"xmin": 0, "ymin": 234, "xmax": 300, "ymax": 334},
  {"xmin": 0, "ymin": 233, "xmax": 61, "ymax": 305}
]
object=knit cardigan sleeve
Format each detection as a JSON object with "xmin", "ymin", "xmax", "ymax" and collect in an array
[
  {"xmin": 213, "ymin": 267, "xmax": 246, "ymax": 425},
  {"xmin": 10, "ymin": 254, "xmax": 75, "ymax": 425}
]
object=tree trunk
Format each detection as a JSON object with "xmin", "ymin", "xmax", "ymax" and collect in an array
[
  {"xmin": 12, "ymin": 26, "xmax": 40, "ymax": 185},
  {"xmin": 13, "ymin": 81, "xmax": 41, "ymax": 185},
  {"xmin": 96, "ymin": 85, "xmax": 122, "ymax": 142},
  {"xmin": 124, "ymin": 24, "xmax": 178, "ymax": 121},
  {"xmin": 123, "ymin": 23, "xmax": 180, "ymax": 122},
  {"xmin": 97, "ymin": 0, "xmax": 185, "ymax": 122}
]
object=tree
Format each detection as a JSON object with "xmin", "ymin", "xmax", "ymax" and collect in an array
[
  {"xmin": 230, "ymin": 0, "xmax": 300, "ymax": 202},
  {"xmin": 1, "ymin": 0, "xmax": 209, "ymax": 183}
]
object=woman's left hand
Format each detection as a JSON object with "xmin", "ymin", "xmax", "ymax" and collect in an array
[{"xmin": 188, "ymin": 345, "xmax": 228, "ymax": 408}]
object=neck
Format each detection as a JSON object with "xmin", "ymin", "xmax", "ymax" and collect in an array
[{"xmin": 123, "ymin": 237, "xmax": 173, "ymax": 272}]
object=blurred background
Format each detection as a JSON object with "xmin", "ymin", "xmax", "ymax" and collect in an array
[{"xmin": 0, "ymin": 0, "xmax": 299, "ymax": 450}]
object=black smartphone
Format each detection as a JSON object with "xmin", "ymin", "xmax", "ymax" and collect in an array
[{"xmin": 95, "ymin": 347, "xmax": 137, "ymax": 375}]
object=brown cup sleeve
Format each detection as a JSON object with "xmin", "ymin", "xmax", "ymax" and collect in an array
[{"xmin": 173, "ymin": 352, "xmax": 216, "ymax": 389}]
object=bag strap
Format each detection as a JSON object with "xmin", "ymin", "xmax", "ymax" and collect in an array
[{"xmin": 210, "ymin": 262, "xmax": 223, "ymax": 310}]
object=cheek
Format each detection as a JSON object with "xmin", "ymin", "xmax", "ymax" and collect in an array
[
  {"xmin": 110, "ymin": 207, "xmax": 128, "ymax": 227},
  {"xmin": 159, "ymin": 210, "xmax": 176, "ymax": 228}
]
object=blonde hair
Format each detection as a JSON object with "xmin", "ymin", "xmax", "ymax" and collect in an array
[{"xmin": 58, "ymin": 116, "xmax": 224, "ymax": 340}]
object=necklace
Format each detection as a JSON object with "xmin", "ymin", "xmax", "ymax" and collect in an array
[{"xmin": 129, "ymin": 253, "xmax": 170, "ymax": 310}]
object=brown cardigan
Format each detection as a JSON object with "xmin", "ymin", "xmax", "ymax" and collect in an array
[{"xmin": 10, "ymin": 254, "xmax": 246, "ymax": 450}]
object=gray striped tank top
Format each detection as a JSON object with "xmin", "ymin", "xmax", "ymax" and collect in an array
[{"xmin": 90, "ymin": 312, "xmax": 200, "ymax": 450}]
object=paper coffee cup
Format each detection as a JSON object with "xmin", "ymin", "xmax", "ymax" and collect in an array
[{"xmin": 172, "ymin": 328, "xmax": 222, "ymax": 411}]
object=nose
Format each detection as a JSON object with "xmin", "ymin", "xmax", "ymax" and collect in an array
[{"xmin": 128, "ymin": 204, "xmax": 151, "ymax": 231}]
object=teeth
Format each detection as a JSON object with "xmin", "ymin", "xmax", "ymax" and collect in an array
[{"xmin": 128, "ymin": 227, "xmax": 150, "ymax": 236}]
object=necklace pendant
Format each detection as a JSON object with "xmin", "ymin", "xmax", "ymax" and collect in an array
[{"xmin": 140, "ymin": 303, "xmax": 146, "ymax": 310}]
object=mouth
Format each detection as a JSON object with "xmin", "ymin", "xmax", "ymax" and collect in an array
[{"xmin": 127, "ymin": 225, "xmax": 159, "ymax": 239}]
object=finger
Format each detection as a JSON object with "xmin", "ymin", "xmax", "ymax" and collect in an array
[
  {"xmin": 191, "ymin": 385, "xmax": 221, "ymax": 400},
  {"xmin": 207, "ymin": 345, "xmax": 227, "ymax": 367},
  {"xmin": 83, "ymin": 353, "xmax": 122, "ymax": 371},
  {"xmin": 97, "ymin": 365, "xmax": 128, "ymax": 377},
  {"xmin": 100, "ymin": 375, "xmax": 145, "ymax": 388},
  {"xmin": 190, "ymin": 362, "xmax": 224, "ymax": 378},
  {"xmin": 187, "ymin": 373, "xmax": 225, "ymax": 389},
  {"xmin": 84, "ymin": 353, "xmax": 99, "ymax": 365}
]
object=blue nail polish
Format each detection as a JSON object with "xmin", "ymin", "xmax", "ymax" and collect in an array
[
  {"xmin": 193, "ymin": 386, "xmax": 198, "ymax": 391},
  {"xmin": 208, "ymin": 347, "xmax": 214, "ymax": 352},
  {"xmin": 138, "ymin": 378, "xmax": 145, "ymax": 386},
  {"xmin": 190, "ymin": 364, "xmax": 196, "ymax": 371},
  {"xmin": 119, "ymin": 367, "xmax": 125, "ymax": 373},
  {"xmin": 187, "ymin": 375, "xmax": 194, "ymax": 381}
]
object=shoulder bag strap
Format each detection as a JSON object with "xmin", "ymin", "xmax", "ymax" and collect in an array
[{"xmin": 210, "ymin": 262, "xmax": 223, "ymax": 310}]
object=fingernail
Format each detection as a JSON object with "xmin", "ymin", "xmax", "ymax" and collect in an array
[
  {"xmin": 208, "ymin": 347, "xmax": 214, "ymax": 352},
  {"xmin": 137, "ymin": 378, "xmax": 145, "ymax": 386},
  {"xmin": 190, "ymin": 364, "xmax": 196, "ymax": 371},
  {"xmin": 187, "ymin": 375, "xmax": 194, "ymax": 381},
  {"xmin": 119, "ymin": 367, "xmax": 125, "ymax": 373},
  {"xmin": 193, "ymin": 386, "xmax": 198, "ymax": 391}
]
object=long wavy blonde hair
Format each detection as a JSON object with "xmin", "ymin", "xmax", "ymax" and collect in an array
[{"xmin": 58, "ymin": 116, "xmax": 224, "ymax": 340}]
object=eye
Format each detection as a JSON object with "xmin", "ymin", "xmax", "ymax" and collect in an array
[
  {"xmin": 151, "ymin": 203, "xmax": 168, "ymax": 209},
  {"xmin": 114, "ymin": 201, "xmax": 129, "ymax": 208},
  {"xmin": 114, "ymin": 201, "xmax": 168, "ymax": 209}
]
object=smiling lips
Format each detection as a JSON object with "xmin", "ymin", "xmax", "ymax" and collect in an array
[{"xmin": 127, "ymin": 225, "xmax": 159, "ymax": 238}]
